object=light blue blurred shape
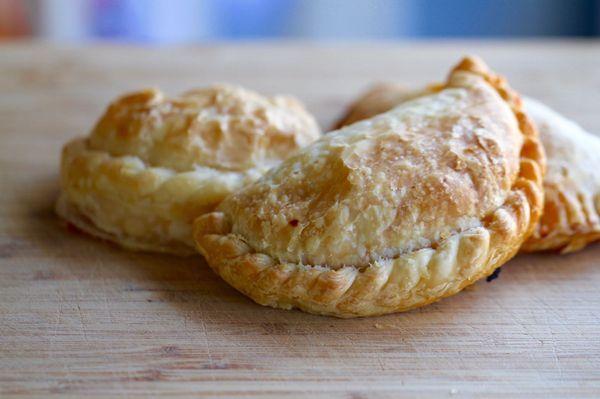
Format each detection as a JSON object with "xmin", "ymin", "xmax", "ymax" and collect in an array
[
  {"xmin": 92, "ymin": 0, "xmax": 212, "ymax": 42},
  {"xmin": 211, "ymin": 0, "xmax": 293, "ymax": 38},
  {"xmin": 285, "ymin": 0, "xmax": 417, "ymax": 38}
]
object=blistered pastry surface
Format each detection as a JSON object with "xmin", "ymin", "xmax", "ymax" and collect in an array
[
  {"xmin": 220, "ymin": 72, "xmax": 523, "ymax": 267},
  {"xmin": 336, "ymin": 84, "xmax": 600, "ymax": 253},
  {"xmin": 194, "ymin": 57, "xmax": 545, "ymax": 317},
  {"xmin": 58, "ymin": 85, "xmax": 320, "ymax": 254}
]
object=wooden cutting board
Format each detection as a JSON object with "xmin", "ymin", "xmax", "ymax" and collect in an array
[{"xmin": 1, "ymin": 41, "xmax": 598, "ymax": 398}]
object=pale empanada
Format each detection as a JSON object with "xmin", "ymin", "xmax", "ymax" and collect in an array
[
  {"xmin": 336, "ymin": 85, "xmax": 600, "ymax": 253},
  {"xmin": 193, "ymin": 57, "xmax": 545, "ymax": 317},
  {"xmin": 57, "ymin": 85, "xmax": 320, "ymax": 255},
  {"xmin": 520, "ymin": 98, "xmax": 600, "ymax": 253}
]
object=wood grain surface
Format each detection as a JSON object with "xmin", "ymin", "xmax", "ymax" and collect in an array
[{"xmin": 0, "ymin": 41, "xmax": 599, "ymax": 398}]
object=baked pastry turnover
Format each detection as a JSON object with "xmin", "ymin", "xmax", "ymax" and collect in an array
[
  {"xmin": 336, "ymin": 85, "xmax": 600, "ymax": 253},
  {"xmin": 57, "ymin": 85, "xmax": 320, "ymax": 255},
  {"xmin": 193, "ymin": 57, "xmax": 545, "ymax": 317},
  {"xmin": 521, "ymin": 98, "xmax": 600, "ymax": 253}
]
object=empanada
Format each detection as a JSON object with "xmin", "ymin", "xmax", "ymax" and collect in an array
[
  {"xmin": 57, "ymin": 85, "xmax": 320, "ymax": 255},
  {"xmin": 336, "ymin": 85, "xmax": 600, "ymax": 253},
  {"xmin": 521, "ymin": 98, "xmax": 600, "ymax": 253},
  {"xmin": 193, "ymin": 57, "xmax": 545, "ymax": 317}
]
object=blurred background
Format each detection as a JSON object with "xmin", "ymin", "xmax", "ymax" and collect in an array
[{"xmin": 1, "ymin": 0, "xmax": 599, "ymax": 43}]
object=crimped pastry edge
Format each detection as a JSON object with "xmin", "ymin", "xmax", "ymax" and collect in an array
[
  {"xmin": 521, "ymin": 184, "xmax": 600, "ymax": 253},
  {"xmin": 335, "ymin": 83, "xmax": 600, "ymax": 255},
  {"xmin": 519, "ymin": 98, "xmax": 600, "ymax": 253},
  {"xmin": 193, "ymin": 56, "xmax": 546, "ymax": 318}
]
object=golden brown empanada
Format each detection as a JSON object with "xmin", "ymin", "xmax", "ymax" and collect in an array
[
  {"xmin": 193, "ymin": 57, "xmax": 545, "ymax": 317},
  {"xmin": 336, "ymin": 85, "xmax": 600, "ymax": 253},
  {"xmin": 57, "ymin": 85, "xmax": 320, "ymax": 255}
]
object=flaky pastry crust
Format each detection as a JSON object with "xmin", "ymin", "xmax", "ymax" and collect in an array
[
  {"xmin": 57, "ymin": 85, "xmax": 320, "ymax": 255},
  {"xmin": 332, "ymin": 83, "xmax": 443, "ymax": 129},
  {"xmin": 336, "ymin": 84, "xmax": 600, "ymax": 254},
  {"xmin": 193, "ymin": 57, "xmax": 545, "ymax": 317},
  {"xmin": 520, "ymin": 99, "xmax": 600, "ymax": 253}
]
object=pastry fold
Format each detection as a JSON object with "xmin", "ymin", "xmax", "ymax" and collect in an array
[
  {"xmin": 57, "ymin": 85, "xmax": 320, "ymax": 255},
  {"xmin": 193, "ymin": 57, "xmax": 545, "ymax": 317},
  {"xmin": 336, "ymin": 85, "xmax": 600, "ymax": 254}
]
